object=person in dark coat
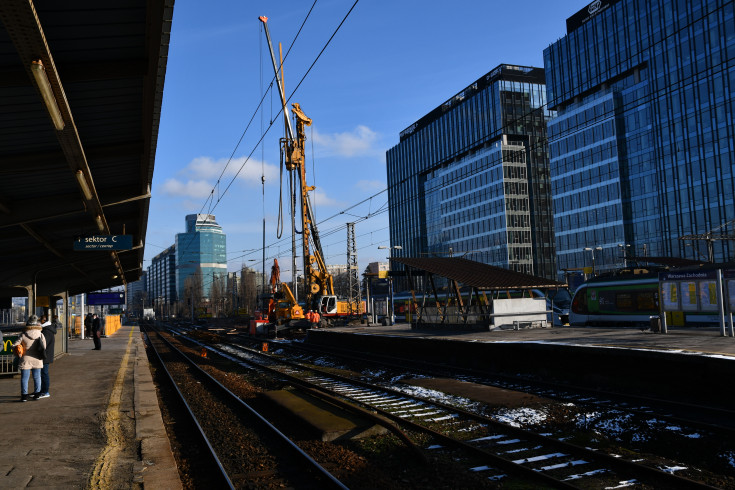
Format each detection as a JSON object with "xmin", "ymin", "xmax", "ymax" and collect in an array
[
  {"xmin": 38, "ymin": 316, "xmax": 59, "ymax": 399},
  {"xmin": 92, "ymin": 314, "xmax": 102, "ymax": 350},
  {"xmin": 84, "ymin": 313, "xmax": 93, "ymax": 338}
]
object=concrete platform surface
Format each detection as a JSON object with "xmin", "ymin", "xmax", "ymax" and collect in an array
[
  {"xmin": 0, "ymin": 325, "xmax": 180, "ymax": 489},
  {"xmin": 327, "ymin": 323, "xmax": 735, "ymax": 358}
]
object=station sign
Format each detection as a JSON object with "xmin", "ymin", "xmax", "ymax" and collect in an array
[
  {"xmin": 87, "ymin": 292, "xmax": 125, "ymax": 305},
  {"xmin": 74, "ymin": 235, "xmax": 132, "ymax": 251}
]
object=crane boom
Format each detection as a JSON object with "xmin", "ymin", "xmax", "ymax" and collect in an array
[{"xmin": 259, "ymin": 16, "xmax": 363, "ymax": 324}]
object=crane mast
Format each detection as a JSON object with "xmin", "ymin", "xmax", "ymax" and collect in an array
[{"xmin": 259, "ymin": 16, "xmax": 333, "ymax": 312}]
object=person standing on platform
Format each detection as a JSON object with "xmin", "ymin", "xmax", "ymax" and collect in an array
[
  {"xmin": 13, "ymin": 315, "xmax": 47, "ymax": 402},
  {"xmin": 84, "ymin": 313, "xmax": 93, "ymax": 338},
  {"xmin": 92, "ymin": 314, "xmax": 102, "ymax": 350},
  {"xmin": 38, "ymin": 316, "xmax": 59, "ymax": 399}
]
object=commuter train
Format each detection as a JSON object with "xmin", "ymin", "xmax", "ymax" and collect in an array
[
  {"xmin": 569, "ymin": 273, "xmax": 721, "ymax": 327},
  {"xmin": 569, "ymin": 275, "xmax": 659, "ymax": 327}
]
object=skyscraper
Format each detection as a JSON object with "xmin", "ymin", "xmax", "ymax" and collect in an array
[
  {"xmin": 386, "ymin": 64, "xmax": 556, "ymax": 278},
  {"xmin": 148, "ymin": 246, "xmax": 176, "ymax": 317},
  {"xmin": 545, "ymin": 0, "xmax": 735, "ymax": 276},
  {"xmin": 175, "ymin": 214, "xmax": 227, "ymax": 300}
]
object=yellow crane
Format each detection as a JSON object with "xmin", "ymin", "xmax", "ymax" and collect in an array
[{"xmin": 259, "ymin": 16, "xmax": 364, "ymax": 326}]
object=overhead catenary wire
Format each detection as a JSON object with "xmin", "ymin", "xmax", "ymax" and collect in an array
[{"xmin": 174, "ymin": 0, "xmax": 730, "ymax": 283}]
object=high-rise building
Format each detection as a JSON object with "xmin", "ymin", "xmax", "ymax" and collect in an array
[
  {"xmin": 148, "ymin": 245, "xmax": 176, "ymax": 317},
  {"xmin": 386, "ymin": 64, "xmax": 556, "ymax": 278},
  {"xmin": 126, "ymin": 271, "xmax": 147, "ymax": 316},
  {"xmin": 175, "ymin": 214, "xmax": 227, "ymax": 300},
  {"xmin": 545, "ymin": 0, "xmax": 735, "ymax": 276}
]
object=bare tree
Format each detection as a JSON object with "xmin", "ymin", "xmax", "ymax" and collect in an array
[
  {"xmin": 209, "ymin": 272, "xmax": 228, "ymax": 317},
  {"xmin": 184, "ymin": 268, "xmax": 204, "ymax": 319},
  {"xmin": 333, "ymin": 271, "xmax": 350, "ymax": 298}
]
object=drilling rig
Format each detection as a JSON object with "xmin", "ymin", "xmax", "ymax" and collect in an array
[{"xmin": 259, "ymin": 16, "xmax": 364, "ymax": 326}]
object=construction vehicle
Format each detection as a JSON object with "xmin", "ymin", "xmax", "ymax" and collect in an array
[
  {"xmin": 267, "ymin": 259, "xmax": 304, "ymax": 325},
  {"xmin": 260, "ymin": 16, "xmax": 364, "ymax": 326}
]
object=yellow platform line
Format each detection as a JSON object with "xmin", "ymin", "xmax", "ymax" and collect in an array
[{"xmin": 88, "ymin": 327, "xmax": 134, "ymax": 489}]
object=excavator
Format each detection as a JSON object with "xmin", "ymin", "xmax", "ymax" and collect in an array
[
  {"xmin": 267, "ymin": 259, "xmax": 304, "ymax": 325},
  {"xmin": 260, "ymin": 16, "xmax": 364, "ymax": 327}
]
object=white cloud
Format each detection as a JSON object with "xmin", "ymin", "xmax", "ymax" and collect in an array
[
  {"xmin": 160, "ymin": 178, "xmax": 213, "ymax": 198},
  {"xmin": 311, "ymin": 190, "xmax": 339, "ymax": 207},
  {"xmin": 312, "ymin": 125, "xmax": 378, "ymax": 157},
  {"xmin": 160, "ymin": 156, "xmax": 280, "ymax": 200},
  {"xmin": 185, "ymin": 156, "xmax": 279, "ymax": 185}
]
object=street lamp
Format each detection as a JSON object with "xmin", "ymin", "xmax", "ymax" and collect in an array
[
  {"xmin": 583, "ymin": 246, "xmax": 603, "ymax": 277},
  {"xmin": 378, "ymin": 245, "xmax": 403, "ymax": 325},
  {"xmin": 617, "ymin": 244, "xmax": 631, "ymax": 269}
]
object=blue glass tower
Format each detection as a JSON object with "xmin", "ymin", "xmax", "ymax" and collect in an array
[
  {"xmin": 387, "ymin": 64, "xmax": 557, "ymax": 279},
  {"xmin": 175, "ymin": 214, "xmax": 227, "ymax": 300},
  {"xmin": 545, "ymin": 0, "xmax": 735, "ymax": 276}
]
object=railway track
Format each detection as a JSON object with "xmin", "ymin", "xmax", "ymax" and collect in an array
[
  {"xmin": 142, "ymin": 325, "xmax": 348, "ymax": 489},
  {"xmin": 265, "ymin": 334, "xmax": 735, "ymax": 436},
  {"xmin": 164, "ymin": 324, "xmax": 721, "ymax": 488}
]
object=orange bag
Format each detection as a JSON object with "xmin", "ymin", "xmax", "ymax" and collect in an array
[{"xmin": 13, "ymin": 342, "xmax": 25, "ymax": 357}]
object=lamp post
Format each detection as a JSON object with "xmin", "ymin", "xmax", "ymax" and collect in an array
[
  {"xmin": 583, "ymin": 246, "xmax": 603, "ymax": 277},
  {"xmin": 378, "ymin": 245, "xmax": 403, "ymax": 325},
  {"xmin": 617, "ymin": 244, "xmax": 631, "ymax": 269}
]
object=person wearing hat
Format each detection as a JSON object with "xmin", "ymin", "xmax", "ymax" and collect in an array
[
  {"xmin": 37, "ymin": 316, "xmax": 59, "ymax": 399},
  {"xmin": 13, "ymin": 315, "xmax": 47, "ymax": 402}
]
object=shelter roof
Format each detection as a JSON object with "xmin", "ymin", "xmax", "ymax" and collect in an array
[
  {"xmin": 0, "ymin": 0, "xmax": 173, "ymax": 297},
  {"xmin": 392, "ymin": 257, "xmax": 565, "ymax": 290}
]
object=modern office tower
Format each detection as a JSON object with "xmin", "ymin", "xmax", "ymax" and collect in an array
[
  {"xmin": 147, "ymin": 246, "xmax": 176, "ymax": 317},
  {"xmin": 175, "ymin": 214, "xmax": 228, "ymax": 300},
  {"xmin": 545, "ymin": 0, "xmax": 735, "ymax": 277},
  {"xmin": 126, "ymin": 271, "xmax": 147, "ymax": 316},
  {"xmin": 386, "ymin": 64, "xmax": 556, "ymax": 278}
]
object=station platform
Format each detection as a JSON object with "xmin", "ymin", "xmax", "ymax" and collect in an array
[
  {"xmin": 326, "ymin": 323, "xmax": 735, "ymax": 358},
  {"xmin": 307, "ymin": 323, "xmax": 735, "ymax": 408},
  {"xmin": 0, "ymin": 325, "xmax": 181, "ymax": 490}
]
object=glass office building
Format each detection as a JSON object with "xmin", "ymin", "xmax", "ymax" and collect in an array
[
  {"xmin": 545, "ymin": 0, "xmax": 735, "ymax": 276},
  {"xmin": 387, "ymin": 64, "xmax": 557, "ymax": 279},
  {"xmin": 175, "ymin": 214, "xmax": 227, "ymax": 300},
  {"xmin": 148, "ymin": 246, "xmax": 176, "ymax": 315}
]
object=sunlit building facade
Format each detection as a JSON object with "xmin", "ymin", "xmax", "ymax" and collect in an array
[
  {"xmin": 175, "ymin": 214, "xmax": 227, "ymax": 300},
  {"xmin": 148, "ymin": 245, "xmax": 176, "ymax": 315},
  {"xmin": 545, "ymin": 0, "xmax": 735, "ymax": 276},
  {"xmin": 387, "ymin": 64, "xmax": 556, "ymax": 278}
]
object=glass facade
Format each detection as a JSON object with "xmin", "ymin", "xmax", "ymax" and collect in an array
[
  {"xmin": 545, "ymin": 0, "xmax": 735, "ymax": 275},
  {"xmin": 386, "ymin": 64, "xmax": 556, "ymax": 279},
  {"xmin": 175, "ymin": 214, "xmax": 227, "ymax": 299},
  {"xmin": 148, "ymin": 246, "xmax": 176, "ymax": 309}
]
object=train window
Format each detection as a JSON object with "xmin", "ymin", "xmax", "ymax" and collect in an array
[
  {"xmin": 616, "ymin": 293, "xmax": 634, "ymax": 310},
  {"xmin": 637, "ymin": 292, "xmax": 657, "ymax": 310}
]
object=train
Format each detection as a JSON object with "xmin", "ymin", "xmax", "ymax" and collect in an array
[{"xmin": 569, "ymin": 273, "xmax": 723, "ymax": 327}]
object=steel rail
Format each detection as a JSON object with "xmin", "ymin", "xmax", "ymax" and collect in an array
[
  {"xmin": 142, "ymin": 327, "xmax": 235, "ymax": 490},
  {"xmin": 148, "ymin": 327, "xmax": 348, "ymax": 490}
]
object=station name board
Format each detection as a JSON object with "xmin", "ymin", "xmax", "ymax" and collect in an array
[
  {"xmin": 87, "ymin": 292, "xmax": 125, "ymax": 305},
  {"xmin": 74, "ymin": 235, "xmax": 132, "ymax": 251}
]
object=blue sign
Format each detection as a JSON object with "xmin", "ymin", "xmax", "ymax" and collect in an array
[
  {"xmin": 87, "ymin": 292, "xmax": 125, "ymax": 305},
  {"xmin": 74, "ymin": 235, "xmax": 133, "ymax": 251}
]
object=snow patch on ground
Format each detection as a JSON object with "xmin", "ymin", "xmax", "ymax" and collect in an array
[{"xmin": 493, "ymin": 407, "xmax": 547, "ymax": 427}]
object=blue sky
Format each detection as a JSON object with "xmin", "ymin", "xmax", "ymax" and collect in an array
[{"xmin": 147, "ymin": 0, "xmax": 588, "ymax": 280}]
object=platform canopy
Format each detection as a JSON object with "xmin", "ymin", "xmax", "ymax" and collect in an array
[
  {"xmin": 0, "ymin": 0, "xmax": 173, "ymax": 298},
  {"xmin": 391, "ymin": 257, "xmax": 565, "ymax": 290}
]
